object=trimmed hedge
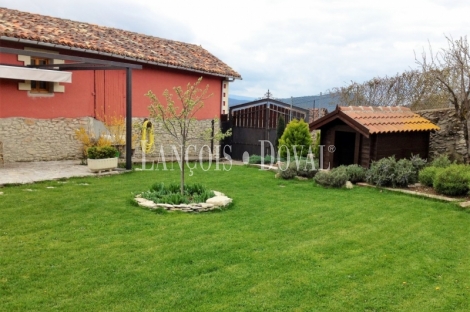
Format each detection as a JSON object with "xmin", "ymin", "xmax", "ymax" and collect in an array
[
  {"xmin": 418, "ymin": 166, "xmax": 443, "ymax": 187},
  {"xmin": 433, "ymin": 165, "xmax": 470, "ymax": 196}
]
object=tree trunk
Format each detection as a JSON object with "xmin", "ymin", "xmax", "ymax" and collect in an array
[
  {"xmin": 181, "ymin": 142, "xmax": 185, "ymax": 195},
  {"xmin": 465, "ymin": 114, "xmax": 470, "ymax": 164}
]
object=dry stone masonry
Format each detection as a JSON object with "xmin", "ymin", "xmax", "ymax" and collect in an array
[
  {"xmin": 0, "ymin": 117, "xmax": 219, "ymax": 163},
  {"xmin": 0, "ymin": 117, "xmax": 88, "ymax": 163},
  {"xmin": 416, "ymin": 108, "xmax": 467, "ymax": 162},
  {"xmin": 132, "ymin": 117, "xmax": 220, "ymax": 161}
]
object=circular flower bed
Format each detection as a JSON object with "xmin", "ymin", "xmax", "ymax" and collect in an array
[{"xmin": 134, "ymin": 182, "xmax": 232, "ymax": 213}]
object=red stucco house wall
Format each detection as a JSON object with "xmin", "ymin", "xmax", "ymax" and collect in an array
[{"xmin": 0, "ymin": 7, "xmax": 240, "ymax": 163}]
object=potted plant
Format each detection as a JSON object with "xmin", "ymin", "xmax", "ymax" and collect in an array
[{"xmin": 86, "ymin": 146, "xmax": 119, "ymax": 173}]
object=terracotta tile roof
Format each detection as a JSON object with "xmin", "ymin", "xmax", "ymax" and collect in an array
[
  {"xmin": 339, "ymin": 106, "xmax": 440, "ymax": 134},
  {"xmin": 0, "ymin": 7, "xmax": 241, "ymax": 78}
]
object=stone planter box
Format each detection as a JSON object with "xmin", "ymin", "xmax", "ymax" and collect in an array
[{"xmin": 87, "ymin": 157, "xmax": 118, "ymax": 173}]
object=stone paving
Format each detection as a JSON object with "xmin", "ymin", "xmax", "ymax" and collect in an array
[{"xmin": 0, "ymin": 160, "xmax": 120, "ymax": 186}]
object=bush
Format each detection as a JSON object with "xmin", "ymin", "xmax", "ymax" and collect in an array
[
  {"xmin": 345, "ymin": 164, "xmax": 366, "ymax": 183},
  {"xmin": 314, "ymin": 166, "xmax": 348, "ymax": 188},
  {"xmin": 418, "ymin": 166, "xmax": 443, "ymax": 187},
  {"xmin": 248, "ymin": 154, "xmax": 275, "ymax": 165},
  {"xmin": 279, "ymin": 167, "xmax": 297, "ymax": 180},
  {"xmin": 366, "ymin": 156, "xmax": 396, "ymax": 187},
  {"xmin": 366, "ymin": 156, "xmax": 421, "ymax": 187},
  {"xmin": 314, "ymin": 170, "xmax": 333, "ymax": 186},
  {"xmin": 330, "ymin": 166, "xmax": 349, "ymax": 187},
  {"xmin": 410, "ymin": 154, "xmax": 427, "ymax": 172},
  {"xmin": 278, "ymin": 119, "xmax": 313, "ymax": 158},
  {"xmin": 86, "ymin": 146, "xmax": 119, "ymax": 159},
  {"xmin": 277, "ymin": 159, "xmax": 317, "ymax": 180},
  {"xmin": 394, "ymin": 158, "xmax": 417, "ymax": 187},
  {"xmin": 433, "ymin": 165, "xmax": 470, "ymax": 196},
  {"xmin": 431, "ymin": 154, "xmax": 452, "ymax": 168},
  {"xmin": 248, "ymin": 155, "xmax": 262, "ymax": 164},
  {"xmin": 264, "ymin": 155, "xmax": 275, "ymax": 165},
  {"xmin": 291, "ymin": 159, "xmax": 317, "ymax": 178}
]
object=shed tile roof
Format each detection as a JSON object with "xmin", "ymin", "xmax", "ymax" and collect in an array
[
  {"xmin": 339, "ymin": 106, "xmax": 439, "ymax": 134},
  {"xmin": 0, "ymin": 7, "xmax": 241, "ymax": 78}
]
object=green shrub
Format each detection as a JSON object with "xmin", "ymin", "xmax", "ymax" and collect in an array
[
  {"xmin": 278, "ymin": 119, "xmax": 313, "ymax": 158},
  {"xmin": 330, "ymin": 166, "xmax": 349, "ymax": 187},
  {"xmin": 264, "ymin": 155, "xmax": 275, "ymax": 165},
  {"xmin": 86, "ymin": 146, "xmax": 119, "ymax": 159},
  {"xmin": 345, "ymin": 164, "xmax": 366, "ymax": 183},
  {"xmin": 418, "ymin": 166, "xmax": 442, "ymax": 187},
  {"xmin": 410, "ymin": 154, "xmax": 427, "ymax": 172},
  {"xmin": 279, "ymin": 167, "xmax": 297, "ymax": 180},
  {"xmin": 277, "ymin": 159, "xmax": 317, "ymax": 180},
  {"xmin": 314, "ymin": 170, "xmax": 333, "ymax": 186},
  {"xmin": 291, "ymin": 159, "xmax": 317, "ymax": 179},
  {"xmin": 314, "ymin": 166, "xmax": 348, "ymax": 188},
  {"xmin": 366, "ymin": 156, "xmax": 397, "ymax": 187},
  {"xmin": 248, "ymin": 155, "xmax": 262, "ymax": 164},
  {"xmin": 366, "ymin": 156, "xmax": 421, "ymax": 187},
  {"xmin": 249, "ymin": 154, "xmax": 275, "ymax": 165},
  {"xmin": 433, "ymin": 165, "xmax": 470, "ymax": 196},
  {"xmin": 431, "ymin": 154, "xmax": 452, "ymax": 168},
  {"xmin": 394, "ymin": 159, "xmax": 417, "ymax": 187}
]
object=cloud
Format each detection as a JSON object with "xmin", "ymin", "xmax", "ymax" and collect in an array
[{"xmin": 2, "ymin": 0, "xmax": 469, "ymax": 98}]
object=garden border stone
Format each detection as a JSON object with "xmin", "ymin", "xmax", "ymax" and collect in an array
[{"xmin": 135, "ymin": 191, "xmax": 232, "ymax": 213}]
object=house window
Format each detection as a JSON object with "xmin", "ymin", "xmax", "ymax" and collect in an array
[{"xmin": 30, "ymin": 57, "xmax": 51, "ymax": 93}]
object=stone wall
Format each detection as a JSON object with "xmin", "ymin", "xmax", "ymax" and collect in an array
[
  {"xmin": 415, "ymin": 108, "xmax": 467, "ymax": 162},
  {"xmin": 0, "ymin": 117, "xmax": 89, "ymax": 163},
  {"xmin": 0, "ymin": 117, "xmax": 219, "ymax": 163},
  {"xmin": 132, "ymin": 118, "xmax": 220, "ymax": 161}
]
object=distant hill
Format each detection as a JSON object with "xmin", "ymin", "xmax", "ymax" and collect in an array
[{"xmin": 228, "ymin": 98, "xmax": 251, "ymax": 106}]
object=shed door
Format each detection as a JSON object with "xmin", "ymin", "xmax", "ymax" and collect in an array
[{"xmin": 333, "ymin": 131, "xmax": 356, "ymax": 167}]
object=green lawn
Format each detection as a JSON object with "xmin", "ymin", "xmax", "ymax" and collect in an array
[{"xmin": 1, "ymin": 165, "xmax": 469, "ymax": 311}]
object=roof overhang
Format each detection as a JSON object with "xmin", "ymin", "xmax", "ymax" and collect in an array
[
  {"xmin": 230, "ymin": 98, "xmax": 309, "ymax": 115},
  {"xmin": 0, "ymin": 65, "xmax": 72, "ymax": 82},
  {"xmin": 1, "ymin": 36, "xmax": 241, "ymax": 80},
  {"xmin": 309, "ymin": 106, "xmax": 371, "ymax": 138}
]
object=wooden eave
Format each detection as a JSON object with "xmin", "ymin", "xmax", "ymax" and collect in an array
[{"xmin": 309, "ymin": 106, "xmax": 371, "ymax": 138}]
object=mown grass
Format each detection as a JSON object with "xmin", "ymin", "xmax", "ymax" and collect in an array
[{"xmin": 0, "ymin": 164, "xmax": 469, "ymax": 311}]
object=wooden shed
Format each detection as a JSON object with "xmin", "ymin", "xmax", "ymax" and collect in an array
[{"xmin": 309, "ymin": 106, "xmax": 440, "ymax": 169}]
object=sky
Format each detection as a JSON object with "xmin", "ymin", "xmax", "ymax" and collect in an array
[{"xmin": 1, "ymin": 0, "xmax": 469, "ymax": 98}]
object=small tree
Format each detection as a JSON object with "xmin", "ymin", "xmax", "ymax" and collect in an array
[
  {"xmin": 145, "ymin": 77, "xmax": 231, "ymax": 195},
  {"xmin": 329, "ymin": 70, "xmax": 447, "ymax": 109},
  {"xmin": 278, "ymin": 119, "xmax": 313, "ymax": 158},
  {"xmin": 276, "ymin": 115, "xmax": 286, "ymax": 149},
  {"xmin": 416, "ymin": 35, "xmax": 470, "ymax": 162}
]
